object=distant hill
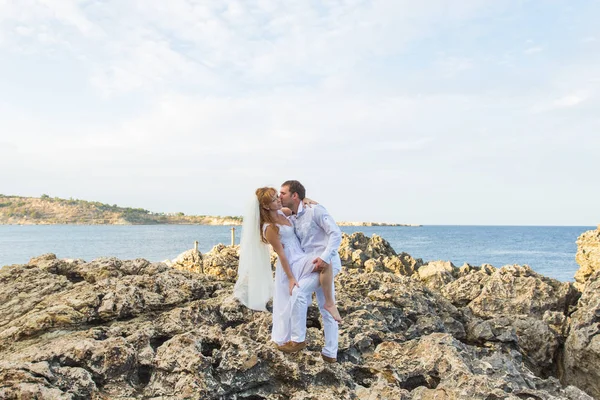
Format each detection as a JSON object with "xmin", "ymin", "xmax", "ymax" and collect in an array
[{"xmin": 0, "ymin": 194, "xmax": 242, "ymax": 225}]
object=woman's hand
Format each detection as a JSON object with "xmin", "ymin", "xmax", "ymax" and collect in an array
[
  {"xmin": 288, "ymin": 277, "xmax": 299, "ymax": 295},
  {"xmin": 302, "ymin": 197, "xmax": 318, "ymax": 208}
]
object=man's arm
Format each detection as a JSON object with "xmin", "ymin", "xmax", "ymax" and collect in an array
[{"xmin": 313, "ymin": 205, "xmax": 342, "ymax": 265}]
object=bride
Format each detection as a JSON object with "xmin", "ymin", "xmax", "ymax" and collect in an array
[{"xmin": 233, "ymin": 187, "xmax": 341, "ymax": 347}]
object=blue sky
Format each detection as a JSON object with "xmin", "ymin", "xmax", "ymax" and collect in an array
[{"xmin": 0, "ymin": 0, "xmax": 598, "ymax": 225}]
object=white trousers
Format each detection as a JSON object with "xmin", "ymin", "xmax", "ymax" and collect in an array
[
  {"xmin": 271, "ymin": 261, "xmax": 292, "ymax": 346},
  {"xmin": 290, "ymin": 265, "xmax": 339, "ymax": 358},
  {"xmin": 271, "ymin": 254, "xmax": 315, "ymax": 346}
]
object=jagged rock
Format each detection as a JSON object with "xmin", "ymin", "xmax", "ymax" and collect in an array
[
  {"xmin": 28, "ymin": 253, "xmax": 60, "ymax": 268},
  {"xmin": 417, "ymin": 260, "xmax": 456, "ymax": 290},
  {"xmin": 441, "ymin": 264, "xmax": 577, "ymax": 377},
  {"xmin": 202, "ymin": 244, "xmax": 240, "ymax": 281},
  {"xmin": 454, "ymin": 262, "xmax": 494, "ymax": 278},
  {"xmin": 0, "ymin": 256, "xmax": 593, "ymax": 399},
  {"xmin": 466, "ymin": 315, "xmax": 560, "ymax": 374},
  {"xmin": 440, "ymin": 269, "xmax": 493, "ymax": 308},
  {"xmin": 510, "ymin": 316, "xmax": 561, "ymax": 373},
  {"xmin": 466, "ymin": 316, "xmax": 518, "ymax": 344},
  {"xmin": 170, "ymin": 233, "xmax": 423, "ymax": 281},
  {"xmin": 366, "ymin": 333, "xmax": 591, "ymax": 400},
  {"xmin": 339, "ymin": 233, "xmax": 397, "ymax": 268},
  {"xmin": 564, "ymin": 270, "xmax": 600, "ymax": 399},
  {"xmin": 333, "ymin": 272, "xmax": 468, "ymax": 363},
  {"xmin": 543, "ymin": 310, "xmax": 568, "ymax": 337},
  {"xmin": 467, "ymin": 264, "xmax": 578, "ymax": 319},
  {"xmin": 366, "ymin": 234, "xmax": 398, "ymax": 259},
  {"xmin": 339, "ymin": 233, "xmax": 423, "ymax": 278},
  {"xmin": 0, "ymin": 259, "xmax": 226, "ymax": 346},
  {"xmin": 165, "ymin": 248, "xmax": 203, "ymax": 274},
  {"xmin": 166, "ymin": 244, "xmax": 280, "ymax": 283},
  {"xmin": 382, "ymin": 252, "xmax": 423, "ymax": 277},
  {"xmin": 0, "ymin": 360, "xmax": 96, "ymax": 399},
  {"xmin": 480, "ymin": 263, "xmax": 497, "ymax": 275},
  {"xmin": 29, "ymin": 253, "xmax": 87, "ymax": 281},
  {"xmin": 363, "ymin": 258, "xmax": 384, "ymax": 273},
  {"xmin": 355, "ymin": 375, "xmax": 410, "ymax": 399},
  {"xmin": 457, "ymin": 262, "xmax": 472, "ymax": 277},
  {"xmin": 0, "ymin": 261, "xmax": 73, "ymax": 331},
  {"xmin": 574, "ymin": 226, "xmax": 600, "ymax": 289}
]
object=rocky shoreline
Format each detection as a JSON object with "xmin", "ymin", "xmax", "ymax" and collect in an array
[
  {"xmin": 1, "ymin": 227, "xmax": 599, "ymax": 399},
  {"xmin": 0, "ymin": 195, "xmax": 418, "ymax": 227},
  {"xmin": 0, "ymin": 195, "xmax": 242, "ymax": 226}
]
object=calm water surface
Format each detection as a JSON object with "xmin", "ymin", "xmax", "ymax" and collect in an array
[{"xmin": 0, "ymin": 225, "xmax": 592, "ymax": 282}]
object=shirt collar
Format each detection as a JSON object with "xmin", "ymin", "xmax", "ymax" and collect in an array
[{"xmin": 295, "ymin": 201, "xmax": 306, "ymax": 217}]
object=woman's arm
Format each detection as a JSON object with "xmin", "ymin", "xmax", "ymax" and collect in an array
[{"xmin": 265, "ymin": 225, "xmax": 299, "ymax": 294}]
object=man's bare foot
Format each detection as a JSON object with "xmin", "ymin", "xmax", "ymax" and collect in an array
[{"xmin": 324, "ymin": 304, "xmax": 343, "ymax": 323}]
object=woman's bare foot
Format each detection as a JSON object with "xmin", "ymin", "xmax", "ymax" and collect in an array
[{"xmin": 324, "ymin": 303, "xmax": 343, "ymax": 323}]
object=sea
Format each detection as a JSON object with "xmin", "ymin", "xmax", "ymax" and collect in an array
[{"xmin": 0, "ymin": 225, "xmax": 594, "ymax": 282}]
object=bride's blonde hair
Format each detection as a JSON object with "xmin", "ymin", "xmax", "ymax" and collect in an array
[{"xmin": 256, "ymin": 187, "xmax": 280, "ymax": 243}]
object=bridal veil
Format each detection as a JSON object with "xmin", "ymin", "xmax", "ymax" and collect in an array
[{"xmin": 233, "ymin": 194, "xmax": 273, "ymax": 311}]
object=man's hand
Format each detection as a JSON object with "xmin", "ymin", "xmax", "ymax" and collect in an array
[
  {"xmin": 312, "ymin": 257, "xmax": 330, "ymax": 272},
  {"xmin": 302, "ymin": 197, "xmax": 318, "ymax": 208}
]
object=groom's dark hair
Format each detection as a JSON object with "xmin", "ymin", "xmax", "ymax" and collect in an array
[{"xmin": 282, "ymin": 180, "xmax": 306, "ymax": 200}]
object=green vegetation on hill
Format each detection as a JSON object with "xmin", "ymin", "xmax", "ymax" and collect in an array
[{"xmin": 0, "ymin": 194, "xmax": 242, "ymax": 225}]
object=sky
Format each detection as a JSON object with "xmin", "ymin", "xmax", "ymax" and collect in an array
[{"xmin": 0, "ymin": 0, "xmax": 599, "ymax": 226}]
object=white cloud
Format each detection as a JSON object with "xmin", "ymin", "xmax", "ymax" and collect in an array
[
  {"xmin": 370, "ymin": 137, "xmax": 434, "ymax": 151},
  {"xmin": 0, "ymin": 141, "xmax": 18, "ymax": 154},
  {"xmin": 14, "ymin": 26, "xmax": 33, "ymax": 36},
  {"xmin": 532, "ymin": 93, "xmax": 589, "ymax": 113},
  {"xmin": 89, "ymin": 36, "xmax": 211, "ymax": 96},
  {"xmin": 553, "ymin": 95, "xmax": 586, "ymax": 108},
  {"xmin": 435, "ymin": 56, "xmax": 475, "ymax": 77},
  {"xmin": 1, "ymin": 0, "xmax": 506, "ymax": 95},
  {"xmin": 524, "ymin": 46, "xmax": 543, "ymax": 54},
  {"xmin": 1, "ymin": 0, "xmax": 600, "ymax": 224}
]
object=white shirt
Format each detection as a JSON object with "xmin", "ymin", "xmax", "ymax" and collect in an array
[{"xmin": 291, "ymin": 202, "xmax": 342, "ymax": 272}]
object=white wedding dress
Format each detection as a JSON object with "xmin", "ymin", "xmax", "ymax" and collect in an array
[
  {"xmin": 233, "ymin": 195, "xmax": 317, "ymax": 344},
  {"xmin": 268, "ymin": 212, "xmax": 317, "ymax": 346}
]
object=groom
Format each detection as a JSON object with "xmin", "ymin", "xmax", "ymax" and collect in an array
[{"xmin": 278, "ymin": 180, "xmax": 342, "ymax": 363}]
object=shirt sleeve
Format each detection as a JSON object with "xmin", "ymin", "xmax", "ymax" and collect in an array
[{"xmin": 314, "ymin": 205, "xmax": 342, "ymax": 264}]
